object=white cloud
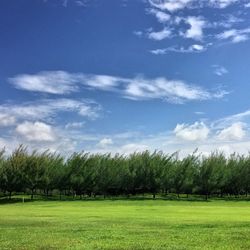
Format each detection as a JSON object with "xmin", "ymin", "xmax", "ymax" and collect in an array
[
  {"xmin": 217, "ymin": 122, "xmax": 247, "ymax": 141},
  {"xmin": 120, "ymin": 143, "xmax": 149, "ymax": 154},
  {"xmin": 195, "ymin": 111, "xmax": 205, "ymax": 115},
  {"xmin": 10, "ymin": 71, "xmax": 79, "ymax": 94},
  {"xmin": 148, "ymin": 0, "xmax": 193, "ymax": 12},
  {"xmin": 123, "ymin": 76, "xmax": 227, "ymax": 103},
  {"xmin": 9, "ymin": 71, "xmax": 228, "ymax": 104},
  {"xmin": 212, "ymin": 65, "xmax": 228, "ymax": 76},
  {"xmin": 62, "ymin": 0, "xmax": 68, "ymax": 7},
  {"xmin": 16, "ymin": 121, "xmax": 57, "ymax": 142},
  {"xmin": 149, "ymin": 9, "xmax": 171, "ymax": 23},
  {"xmin": 0, "ymin": 114, "xmax": 16, "ymax": 127},
  {"xmin": 217, "ymin": 28, "xmax": 250, "ymax": 43},
  {"xmin": 150, "ymin": 44, "xmax": 206, "ymax": 54},
  {"xmin": 150, "ymin": 48, "xmax": 169, "ymax": 55},
  {"xmin": 183, "ymin": 16, "xmax": 206, "ymax": 40},
  {"xmin": 7, "ymin": 71, "xmax": 229, "ymax": 115},
  {"xmin": 134, "ymin": 30, "xmax": 143, "ymax": 37},
  {"xmin": 209, "ymin": 15, "xmax": 243, "ymax": 29},
  {"xmin": 245, "ymin": 2, "xmax": 250, "ymax": 7},
  {"xmin": 209, "ymin": 0, "xmax": 238, "ymax": 8},
  {"xmin": 10, "ymin": 71, "xmax": 125, "ymax": 94},
  {"xmin": 213, "ymin": 109, "xmax": 250, "ymax": 130},
  {"xmin": 174, "ymin": 122, "xmax": 210, "ymax": 141},
  {"xmin": 75, "ymin": 0, "xmax": 87, "ymax": 7},
  {"xmin": 0, "ymin": 98, "xmax": 101, "ymax": 122},
  {"xmin": 80, "ymin": 74, "xmax": 122, "ymax": 90},
  {"xmin": 65, "ymin": 122, "xmax": 85, "ymax": 129},
  {"xmin": 98, "ymin": 138, "xmax": 113, "ymax": 148},
  {"xmin": 148, "ymin": 27, "xmax": 172, "ymax": 40}
]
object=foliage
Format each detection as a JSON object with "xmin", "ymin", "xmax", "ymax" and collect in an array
[{"xmin": 0, "ymin": 146, "xmax": 250, "ymax": 199}]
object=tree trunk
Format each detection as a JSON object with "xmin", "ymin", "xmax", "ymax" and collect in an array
[
  {"xmin": 9, "ymin": 191, "xmax": 12, "ymax": 200},
  {"xmin": 205, "ymin": 193, "xmax": 208, "ymax": 200},
  {"xmin": 31, "ymin": 189, "xmax": 34, "ymax": 200},
  {"xmin": 153, "ymin": 193, "xmax": 156, "ymax": 199}
]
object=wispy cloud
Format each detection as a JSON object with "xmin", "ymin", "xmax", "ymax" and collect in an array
[
  {"xmin": 148, "ymin": 0, "xmax": 194, "ymax": 12},
  {"xmin": 80, "ymin": 74, "xmax": 122, "ymax": 90},
  {"xmin": 245, "ymin": 2, "xmax": 250, "ymax": 8},
  {"xmin": 65, "ymin": 122, "xmax": 85, "ymax": 129},
  {"xmin": 0, "ymin": 98, "xmax": 101, "ymax": 122},
  {"xmin": 148, "ymin": 0, "xmax": 238, "ymax": 11},
  {"xmin": 9, "ymin": 71, "xmax": 79, "ymax": 94},
  {"xmin": 148, "ymin": 8, "xmax": 171, "ymax": 23},
  {"xmin": 212, "ymin": 14, "xmax": 244, "ymax": 28},
  {"xmin": 209, "ymin": 0, "xmax": 238, "ymax": 8},
  {"xmin": 217, "ymin": 28, "xmax": 250, "ymax": 43},
  {"xmin": 194, "ymin": 111, "xmax": 206, "ymax": 115},
  {"xmin": 142, "ymin": 1, "xmax": 248, "ymax": 53},
  {"xmin": 9, "ymin": 71, "xmax": 227, "ymax": 104},
  {"xmin": 212, "ymin": 109, "xmax": 250, "ymax": 129},
  {"xmin": 97, "ymin": 138, "xmax": 113, "ymax": 148},
  {"xmin": 0, "ymin": 114, "xmax": 16, "ymax": 127},
  {"xmin": 81, "ymin": 74, "xmax": 226, "ymax": 103},
  {"xmin": 75, "ymin": 0, "xmax": 87, "ymax": 7},
  {"xmin": 133, "ymin": 30, "xmax": 143, "ymax": 37},
  {"xmin": 123, "ymin": 76, "xmax": 226, "ymax": 103},
  {"xmin": 212, "ymin": 65, "xmax": 228, "ymax": 76},
  {"xmin": 150, "ymin": 44, "xmax": 207, "ymax": 54},
  {"xmin": 147, "ymin": 27, "xmax": 172, "ymax": 40}
]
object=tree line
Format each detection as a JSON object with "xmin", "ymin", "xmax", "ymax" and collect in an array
[{"xmin": 0, "ymin": 146, "xmax": 249, "ymax": 200}]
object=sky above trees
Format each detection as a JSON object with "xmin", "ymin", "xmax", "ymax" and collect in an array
[{"xmin": 1, "ymin": 0, "xmax": 250, "ymax": 156}]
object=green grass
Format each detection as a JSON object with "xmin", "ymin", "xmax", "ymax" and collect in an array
[{"xmin": 0, "ymin": 200, "xmax": 249, "ymax": 250}]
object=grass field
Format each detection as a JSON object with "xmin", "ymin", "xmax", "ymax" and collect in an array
[{"xmin": 0, "ymin": 199, "xmax": 249, "ymax": 250}]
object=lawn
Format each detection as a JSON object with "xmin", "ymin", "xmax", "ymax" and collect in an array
[{"xmin": 0, "ymin": 199, "xmax": 249, "ymax": 250}]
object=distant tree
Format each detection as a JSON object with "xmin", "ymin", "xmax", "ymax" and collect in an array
[
  {"xmin": 23, "ymin": 151, "xmax": 47, "ymax": 199},
  {"xmin": 172, "ymin": 152, "xmax": 198, "ymax": 198},
  {"xmin": 196, "ymin": 152, "xmax": 226, "ymax": 200},
  {"xmin": 0, "ymin": 148, "xmax": 6, "ymax": 193},
  {"xmin": 40, "ymin": 152, "xmax": 64, "ymax": 198},
  {"xmin": 1, "ymin": 146, "xmax": 27, "ymax": 199},
  {"xmin": 238, "ymin": 154, "xmax": 250, "ymax": 196}
]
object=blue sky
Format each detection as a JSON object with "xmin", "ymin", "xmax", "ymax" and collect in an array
[{"xmin": 1, "ymin": 0, "xmax": 250, "ymax": 156}]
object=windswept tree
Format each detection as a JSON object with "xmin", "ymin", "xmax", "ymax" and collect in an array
[
  {"xmin": 241, "ymin": 154, "xmax": 250, "ymax": 196},
  {"xmin": 95, "ymin": 153, "xmax": 118, "ymax": 198},
  {"xmin": 1, "ymin": 146, "xmax": 27, "ymax": 199},
  {"xmin": 40, "ymin": 152, "xmax": 64, "ymax": 198},
  {"xmin": 172, "ymin": 152, "xmax": 198, "ymax": 197},
  {"xmin": 0, "ymin": 145, "xmax": 249, "ymax": 200},
  {"xmin": 160, "ymin": 152, "xmax": 176, "ymax": 195},
  {"xmin": 196, "ymin": 152, "xmax": 227, "ymax": 200},
  {"xmin": 23, "ymin": 151, "xmax": 47, "ymax": 199},
  {"xmin": 0, "ymin": 149, "xmax": 6, "ymax": 193},
  {"xmin": 67, "ymin": 152, "xmax": 97, "ymax": 198}
]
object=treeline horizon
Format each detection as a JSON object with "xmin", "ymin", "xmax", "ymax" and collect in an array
[{"xmin": 0, "ymin": 146, "xmax": 249, "ymax": 200}]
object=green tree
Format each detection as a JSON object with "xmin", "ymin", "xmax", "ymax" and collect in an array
[{"xmin": 1, "ymin": 146, "xmax": 27, "ymax": 199}]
